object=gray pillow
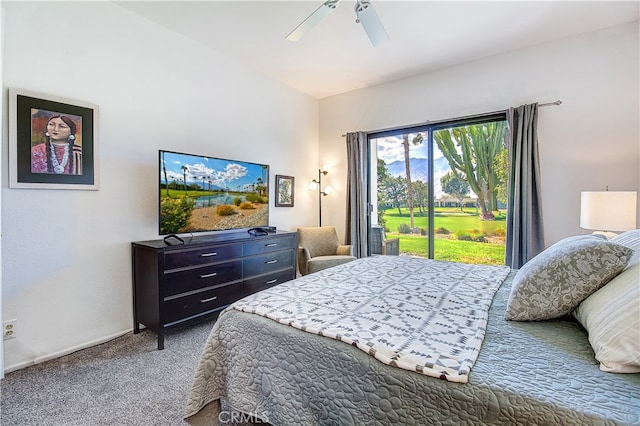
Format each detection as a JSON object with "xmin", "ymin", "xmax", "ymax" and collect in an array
[{"xmin": 505, "ymin": 235, "xmax": 633, "ymax": 321}]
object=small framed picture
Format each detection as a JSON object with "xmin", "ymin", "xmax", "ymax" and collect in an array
[
  {"xmin": 9, "ymin": 88, "xmax": 99, "ymax": 190},
  {"xmin": 275, "ymin": 175, "xmax": 294, "ymax": 207}
]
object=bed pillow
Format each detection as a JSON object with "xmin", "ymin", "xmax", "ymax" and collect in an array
[
  {"xmin": 610, "ymin": 229, "xmax": 640, "ymax": 267},
  {"xmin": 573, "ymin": 261, "xmax": 640, "ymax": 373},
  {"xmin": 505, "ymin": 235, "xmax": 633, "ymax": 321}
]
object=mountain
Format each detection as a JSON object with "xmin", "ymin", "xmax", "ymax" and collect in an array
[
  {"xmin": 385, "ymin": 156, "xmax": 451, "ymax": 179},
  {"xmin": 383, "ymin": 156, "xmax": 462, "ymax": 198}
]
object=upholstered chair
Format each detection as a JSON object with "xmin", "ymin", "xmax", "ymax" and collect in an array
[{"xmin": 297, "ymin": 226, "xmax": 356, "ymax": 275}]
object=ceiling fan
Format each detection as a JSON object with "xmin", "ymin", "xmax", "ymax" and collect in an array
[{"xmin": 285, "ymin": 0, "xmax": 390, "ymax": 47}]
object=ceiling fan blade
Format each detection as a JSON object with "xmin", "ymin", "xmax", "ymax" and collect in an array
[
  {"xmin": 355, "ymin": 0, "xmax": 389, "ymax": 47},
  {"xmin": 286, "ymin": 0, "xmax": 340, "ymax": 42}
]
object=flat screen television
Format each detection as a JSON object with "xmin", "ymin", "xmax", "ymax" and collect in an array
[{"xmin": 159, "ymin": 150, "xmax": 269, "ymax": 235}]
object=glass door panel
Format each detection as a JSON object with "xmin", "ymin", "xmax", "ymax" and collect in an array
[
  {"xmin": 369, "ymin": 130, "xmax": 431, "ymax": 258},
  {"xmin": 431, "ymin": 120, "xmax": 508, "ymax": 264}
]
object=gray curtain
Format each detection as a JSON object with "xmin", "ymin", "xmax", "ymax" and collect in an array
[
  {"xmin": 345, "ymin": 132, "xmax": 369, "ymax": 258},
  {"xmin": 506, "ymin": 103, "xmax": 545, "ymax": 268}
]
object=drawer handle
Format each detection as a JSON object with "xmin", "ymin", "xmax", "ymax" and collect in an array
[
  {"xmin": 266, "ymin": 279, "xmax": 278, "ymax": 284},
  {"xmin": 200, "ymin": 252, "xmax": 217, "ymax": 257},
  {"xmin": 200, "ymin": 272, "xmax": 218, "ymax": 278},
  {"xmin": 265, "ymin": 259, "xmax": 278, "ymax": 264},
  {"xmin": 200, "ymin": 296, "xmax": 218, "ymax": 303},
  {"xmin": 265, "ymin": 243, "xmax": 278, "ymax": 247}
]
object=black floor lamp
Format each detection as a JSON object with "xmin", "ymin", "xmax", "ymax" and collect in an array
[{"xmin": 309, "ymin": 166, "xmax": 333, "ymax": 226}]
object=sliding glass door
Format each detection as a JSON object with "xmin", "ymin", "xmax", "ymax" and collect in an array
[{"xmin": 368, "ymin": 114, "xmax": 508, "ymax": 265}]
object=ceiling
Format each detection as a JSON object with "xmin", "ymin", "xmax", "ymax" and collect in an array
[{"xmin": 117, "ymin": 1, "xmax": 639, "ymax": 99}]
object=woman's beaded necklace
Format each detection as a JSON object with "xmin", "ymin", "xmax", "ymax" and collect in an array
[{"xmin": 50, "ymin": 143, "xmax": 70, "ymax": 174}]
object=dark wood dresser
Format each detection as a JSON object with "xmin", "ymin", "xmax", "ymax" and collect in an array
[{"xmin": 131, "ymin": 230, "xmax": 297, "ymax": 349}]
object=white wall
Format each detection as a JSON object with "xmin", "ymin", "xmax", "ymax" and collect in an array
[
  {"xmin": 0, "ymin": 4, "xmax": 5, "ymax": 379},
  {"xmin": 319, "ymin": 21, "xmax": 640, "ymax": 246},
  {"xmin": 2, "ymin": 2, "xmax": 319, "ymax": 372}
]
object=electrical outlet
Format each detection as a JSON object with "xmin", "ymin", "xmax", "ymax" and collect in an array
[{"xmin": 3, "ymin": 320, "xmax": 17, "ymax": 340}]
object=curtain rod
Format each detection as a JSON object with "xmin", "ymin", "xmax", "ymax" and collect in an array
[
  {"xmin": 341, "ymin": 100, "xmax": 563, "ymax": 137},
  {"xmin": 539, "ymin": 100, "xmax": 562, "ymax": 107}
]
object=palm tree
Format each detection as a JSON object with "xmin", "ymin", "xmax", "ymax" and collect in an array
[
  {"xmin": 181, "ymin": 165, "xmax": 188, "ymax": 195},
  {"xmin": 402, "ymin": 133, "xmax": 424, "ymax": 230},
  {"xmin": 161, "ymin": 152, "xmax": 170, "ymax": 197},
  {"xmin": 261, "ymin": 165, "xmax": 269, "ymax": 198},
  {"xmin": 255, "ymin": 177, "xmax": 265, "ymax": 197}
]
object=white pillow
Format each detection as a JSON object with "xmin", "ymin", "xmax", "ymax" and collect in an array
[
  {"xmin": 610, "ymin": 229, "xmax": 640, "ymax": 267},
  {"xmin": 573, "ymin": 261, "xmax": 640, "ymax": 373}
]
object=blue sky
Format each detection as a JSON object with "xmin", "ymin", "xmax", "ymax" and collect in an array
[
  {"xmin": 374, "ymin": 134, "xmax": 443, "ymax": 163},
  {"xmin": 160, "ymin": 151, "xmax": 267, "ymax": 191}
]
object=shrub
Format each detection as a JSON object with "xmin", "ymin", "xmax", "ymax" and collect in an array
[
  {"xmin": 470, "ymin": 229, "xmax": 488, "ymax": 242},
  {"xmin": 245, "ymin": 194, "xmax": 268, "ymax": 204},
  {"xmin": 453, "ymin": 230, "xmax": 473, "ymax": 241},
  {"xmin": 420, "ymin": 227, "xmax": 427, "ymax": 235},
  {"xmin": 234, "ymin": 197, "xmax": 242, "ymax": 206},
  {"xmin": 453, "ymin": 229, "xmax": 488, "ymax": 242},
  {"xmin": 494, "ymin": 228, "xmax": 506, "ymax": 237},
  {"xmin": 216, "ymin": 204, "xmax": 237, "ymax": 216},
  {"xmin": 160, "ymin": 197, "xmax": 194, "ymax": 234},
  {"xmin": 398, "ymin": 223, "xmax": 411, "ymax": 234},
  {"xmin": 451, "ymin": 229, "xmax": 488, "ymax": 242},
  {"xmin": 474, "ymin": 234, "xmax": 488, "ymax": 243},
  {"xmin": 245, "ymin": 193, "xmax": 261, "ymax": 203},
  {"xmin": 239, "ymin": 202, "xmax": 255, "ymax": 210},
  {"xmin": 435, "ymin": 227, "xmax": 450, "ymax": 235}
]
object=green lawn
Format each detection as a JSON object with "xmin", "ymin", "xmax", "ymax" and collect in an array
[
  {"xmin": 398, "ymin": 234, "xmax": 505, "ymax": 265},
  {"xmin": 381, "ymin": 207, "xmax": 507, "ymax": 265},
  {"xmin": 383, "ymin": 207, "xmax": 506, "ymax": 235}
]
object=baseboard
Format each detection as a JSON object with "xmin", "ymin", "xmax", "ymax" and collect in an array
[{"xmin": 3, "ymin": 328, "xmax": 133, "ymax": 375}]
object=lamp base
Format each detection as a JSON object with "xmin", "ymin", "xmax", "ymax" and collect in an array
[{"xmin": 591, "ymin": 230, "xmax": 618, "ymax": 240}]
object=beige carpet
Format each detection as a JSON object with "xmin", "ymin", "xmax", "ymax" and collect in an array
[{"xmin": 1, "ymin": 320, "xmax": 217, "ymax": 425}]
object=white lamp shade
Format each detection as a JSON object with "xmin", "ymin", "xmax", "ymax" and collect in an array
[{"xmin": 580, "ymin": 191, "xmax": 637, "ymax": 232}]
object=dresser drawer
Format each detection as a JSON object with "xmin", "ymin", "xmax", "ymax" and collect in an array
[
  {"xmin": 244, "ymin": 269, "xmax": 295, "ymax": 296},
  {"xmin": 163, "ymin": 283, "xmax": 243, "ymax": 324},
  {"xmin": 243, "ymin": 235, "xmax": 296, "ymax": 256},
  {"xmin": 164, "ymin": 244, "xmax": 242, "ymax": 270},
  {"xmin": 163, "ymin": 260, "xmax": 242, "ymax": 296},
  {"xmin": 243, "ymin": 250, "xmax": 295, "ymax": 276}
]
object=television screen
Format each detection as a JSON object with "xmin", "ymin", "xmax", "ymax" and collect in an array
[{"xmin": 159, "ymin": 150, "xmax": 269, "ymax": 235}]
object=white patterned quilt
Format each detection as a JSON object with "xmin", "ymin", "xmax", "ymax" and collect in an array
[{"xmin": 232, "ymin": 256, "xmax": 510, "ymax": 383}]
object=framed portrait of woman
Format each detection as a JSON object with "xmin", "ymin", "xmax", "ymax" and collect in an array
[{"xmin": 9, "ymin": 88, "xmax": 99, "ymax": 190}]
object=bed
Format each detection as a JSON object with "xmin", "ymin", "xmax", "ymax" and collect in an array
[{"xmin": 184, "ymin": 232, "xmax": 640, "ymax": 425}]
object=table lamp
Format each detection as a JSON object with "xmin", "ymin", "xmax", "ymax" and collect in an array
[{"xmin": 580, "ymin": 190, "xmax": 637, "ymax": 238}]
